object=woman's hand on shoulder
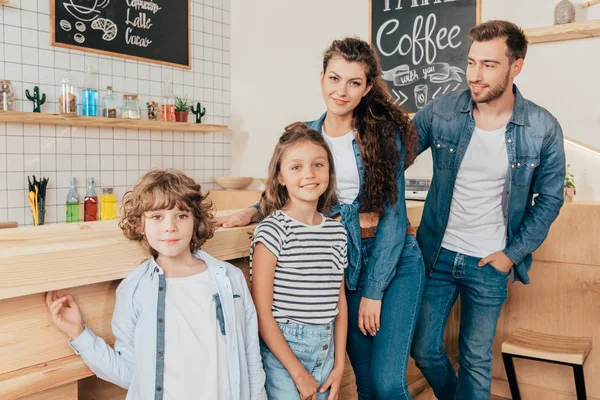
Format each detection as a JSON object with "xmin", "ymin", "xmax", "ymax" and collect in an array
[
  {"xmin": 46, "ymin": 290, "xmax": 85, "ymax": 340},
  {"xmin": 214, "ymin": 207, "xmax": 258, "ymax": 228}
]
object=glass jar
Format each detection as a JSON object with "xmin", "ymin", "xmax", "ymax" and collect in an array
[
  {"xmin": 0, "ymin": 80, "xmax": 14, "ymax": 111},
  {"xmin": 120, "ymin": 94, "xmax": 141, "ymax": 119},
  {"xmin": 59, "ymin": 76, "xmax": 77, "ymax": 115},
  {"xmin": 101, "ymin": 86, "xmax": 117, "ymax": 118}
]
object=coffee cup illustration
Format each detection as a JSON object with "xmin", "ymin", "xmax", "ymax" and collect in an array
[{"xmin": 414, "ymin": 84, "xmax": 428, "ymax": 109}]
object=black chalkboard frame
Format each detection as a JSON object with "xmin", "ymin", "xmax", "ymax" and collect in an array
[
  {"xmin": 369, "ymin": 0, "xmax": 482, "ymax": 115},
  {"xmin": 50, "ymin": 0, "xmax": 191, "ymax": 69}
]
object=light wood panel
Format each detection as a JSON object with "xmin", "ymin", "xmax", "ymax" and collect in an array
[
  {"xmin": 0, "ymin": 281, "xmax": 117, "ymax": 376},
  {"xmin": 524, "ymin": 20, "xmax": 600, "ymax": 44},
  {"xmin": 0, "ymin": 355, "xmax": 90, "ymax": 400},
  {"xmin": 533, "ymin": 201, "xmax": 600, "ymax": 265},
  {"xmin": 0, "ymin": 111, "xmax": 226, "ymax": 132},
  {"xmin": 21, "ymin": 382, "xmax": 78, "ymax": 400},
  {"xmin": 0, "ymin": 216, "xmax": 255, "ymax": 300}
]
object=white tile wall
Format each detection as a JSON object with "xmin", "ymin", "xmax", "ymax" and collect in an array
[{"xmin": 0, "ymin": 0, "xmax": 233, "ymax": 226}]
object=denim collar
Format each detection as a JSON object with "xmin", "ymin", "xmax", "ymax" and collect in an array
[{"xmin": 460, "ymin": 84, "xmax": 525, "ymax": 126}]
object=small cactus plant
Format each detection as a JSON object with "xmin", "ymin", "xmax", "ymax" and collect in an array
[
  {"xmin": 25, "ymin": 86, "xmax": 46, "ymax": 113},
  {"xmin": 191, "ymin": 102, "xmax": 206, "ymax": 123}
]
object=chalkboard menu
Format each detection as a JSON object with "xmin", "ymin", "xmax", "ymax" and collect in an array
[
  {"xmin": 370, "ymin": 0, "xmax": 480, "ymax": 114},
  {"xmin": 51, "ymin": 0, "xmax": 190, "ymax": 68}
]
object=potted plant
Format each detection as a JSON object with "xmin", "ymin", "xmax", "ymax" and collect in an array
[
  {"xmin": 173, "ymin": 95, "xmax": 191, "ymax": 122},
  {"xmin": 564, "ymin": 163, "xmax": 576, "ymax": 202}
]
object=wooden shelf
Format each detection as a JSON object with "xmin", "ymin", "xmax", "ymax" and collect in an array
[
  {"xmin": 0, "ymin": 111, "xmax": 227, "ymax": 133},
  {"xmin": 525, "ymin": 20, "xmax": 600, "ymax": 44}
]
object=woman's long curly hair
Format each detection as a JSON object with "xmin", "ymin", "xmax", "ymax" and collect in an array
[
  {"xmin": 259, "ymin": 122, "xmax": 337, "ymax": 218},
  {"xmin": 119, "ymin": 169, "xmax": 215, "ymax": 259},
  {"xmin": 323, "ymin": 38, "xmax": 418, "ymax": 214}
]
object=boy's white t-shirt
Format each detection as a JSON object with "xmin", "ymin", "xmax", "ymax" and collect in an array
[{"xmin": 163, "ymin": 270, "xmax": 232, "ymax": 400}]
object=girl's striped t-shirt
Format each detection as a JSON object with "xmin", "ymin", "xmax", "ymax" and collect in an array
[{"xmin": 250, "ymin": 210, "xmax": 348, "ymax": 325}]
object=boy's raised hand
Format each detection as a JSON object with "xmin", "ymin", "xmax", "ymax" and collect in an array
[{"xmin": 46, "ymin": 290, "xmax": 85, "ymax": 340}]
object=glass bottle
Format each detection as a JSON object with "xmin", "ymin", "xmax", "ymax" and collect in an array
[
  {"xmin": 59, "ymin": 76, "xmax": 77, "ymax": 115},
  {"xmin": 101, "ymin": 187, "xmax": 117, "ymax": 220},
  {"xmin": 84, "ymin": 177, "xmax": 98, "ymax": 222},
  {"xmin": 101, "ymin": 86, "xmax": 117, "ymax": 118},
  {"xmin": 160, "ymin": 79, "xmax": 175, "ymax": 121},
  {"xmin": 0, "ymin": 80, "xmax": 14, "ymax": 111},
  {"xmin": 81, "ymin": 65, "xmax": 98, "ymax": 116},
  {"xmin": 66, "ymin": 177, "xmax": 80, "ymax": 223},
  {"xmin": 121, "ymin": 94, "xmax": 141, "ymax": 119}
]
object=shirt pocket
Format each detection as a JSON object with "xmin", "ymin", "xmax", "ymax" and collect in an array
[
  {"xmin": 512, "ymin": 156, "xmax": 540, "ymax": 190},
  {"xmin": 432, "ymin": 137, "xmax": 459, "ymax": 170}
]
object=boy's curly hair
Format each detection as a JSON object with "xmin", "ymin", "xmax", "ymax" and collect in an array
[{"xmin": 118, "ymin": 169, "xmax": 215, "ymax": 259}]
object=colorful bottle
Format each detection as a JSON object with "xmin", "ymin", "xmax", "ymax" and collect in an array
[
  {"xmin": 101, "ymin": 187, "xmax": 117, "ymax": 220},
  {"xmin": 160, "ymin": 79, "xmax": 175, "ymax": 121},
  {"xmin": 66, "ymin": 177, "xmax": 80, "ymax": 223},
  {"xmin": 81, "ymin": 65, "xmax": 98, "ymax": 116},
  {"xmin": 84, "ymin": 177, "xmax": 98, "ymax": 222}
]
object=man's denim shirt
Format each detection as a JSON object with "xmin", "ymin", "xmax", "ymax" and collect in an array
[
  {"xmin": 305, "ymin": 113, "xmax": 411, "ymax": 300},
  {"xmin": 69, "ymin": 250, "xmax": 267, "ymax": 400},
  {"xmin": 412, "ymin": 85, "xmax": 565, "ymax": 284}
]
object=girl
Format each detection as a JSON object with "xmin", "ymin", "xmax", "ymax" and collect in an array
[
  {"xmin": 251, "ymin": 122, "xmax": 348, "ymax": 400},
  {"xmin": 46, "ymin": 169, "xmax": 266, "ymax": 400},
  {"xmin": 218, "ymin": 38, "xmax": 424, "ymax": 400}
]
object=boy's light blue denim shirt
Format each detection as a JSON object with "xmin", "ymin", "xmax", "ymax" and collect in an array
[
  {"xmin": 306, "ymin": 113, "xmax": 411, "ymax": 301},
  {"xmin": 69, "ymin": 250, "xmax": 267, "ymax": 400},
  {"xmin": 412, "ymin": 85, "xmax": 565, "ymax": 284}
]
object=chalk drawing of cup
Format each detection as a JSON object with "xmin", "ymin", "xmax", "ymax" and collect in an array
[{"xmin": 414, "ymin": 84, "xmax": 428, "ymax": 109}]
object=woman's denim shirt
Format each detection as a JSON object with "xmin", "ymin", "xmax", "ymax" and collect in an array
[{"xmin": 69, "ymin": 250, "xmax": 267, "ymax": 400}]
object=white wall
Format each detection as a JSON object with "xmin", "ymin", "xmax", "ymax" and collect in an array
[{"xmin": 231, "ymin": 0, "xmax": 600, "ymax": 199}]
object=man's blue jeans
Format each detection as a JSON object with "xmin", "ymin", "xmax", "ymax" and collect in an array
[{"xmin": 411, "ymin": 247, "xmax": 509, "ymax": 400}]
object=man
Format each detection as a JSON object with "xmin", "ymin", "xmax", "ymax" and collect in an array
[{"xmin": 410, "ymin": 20, "xmax": 566, "ymax": 399}]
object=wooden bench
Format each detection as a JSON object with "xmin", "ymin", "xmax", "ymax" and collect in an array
[{"xmin": 501, "ymin": 329, "xmax": 592, "ymax": 400}]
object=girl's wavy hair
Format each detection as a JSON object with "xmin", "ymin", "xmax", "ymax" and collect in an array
[
  {"xmin": 259, "ymin": 122, "xmax": 337, "ymax": 218},
  {"xmin": 323, "ymin": 37, "xmax": 419, "ymax": 214},
  {"xmin": 118, "ymin": 169, "xmax": 215, "ymax": 259}
]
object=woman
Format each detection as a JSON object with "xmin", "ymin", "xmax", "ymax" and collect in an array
[{"xmin": 217, "ymin": 38, "xmax": 424, "ymax": 400}]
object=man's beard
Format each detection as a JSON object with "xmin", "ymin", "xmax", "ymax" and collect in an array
[{"xmin": 470, "ymin": 72, "xmax": 510, "ymax": 104}]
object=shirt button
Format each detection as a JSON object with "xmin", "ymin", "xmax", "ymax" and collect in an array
[
  {"xmin": 436, "ymin": 144, "xmax": 441, "ymax": 148},
  {"xmin": 449, "ymin": 148, "xmax": 454, "ymax": 152},
  {"xmin": 159, "ymin": 286, "xmax": 164, "ymax": 291},
  {"xmin": 507, "ymin": 139, "xmax": 512, "ymax": 143},
  {"xmin": 158, "ymin": 318, "xmax": 163, "ymax": 323},
  {"xmin": 156, "ymin": 386, "xmax": 162, "ymax": 392},
  {"xmin": 323, "ymin": 344, "xmax": 329, "ymax": 350},
  {"xmin": 517, "ymin": 163, "xmax": 521, "ymax": 167},
  {"xmin": 511, "ymin": 164, "xmax": 515, "ymax": 168},
  {"xmin": 530, "ymin": 163, "xmax": 535, "ymax": 167},
  {"xmin": 158, "ymin": 351, "xmax": 163, "ymax": 356}
]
